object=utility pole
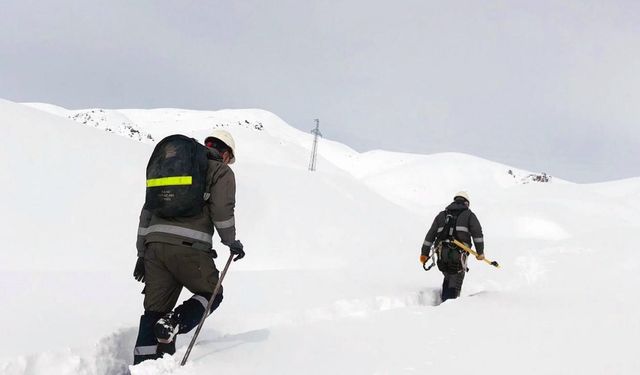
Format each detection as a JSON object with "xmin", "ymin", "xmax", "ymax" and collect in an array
[{"xmin": 308, "ymin": 119, "xmax": 322, "ymax": 171}]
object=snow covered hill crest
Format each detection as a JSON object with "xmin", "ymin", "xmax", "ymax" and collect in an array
[
  {"xmin": 2, "ymin": 99, "xmax": 638, "ymax": 375},
  {"xmin": 25, "ymin": 103, "xmax": 271, "ymax": 146},
  {"xmin": 25, "ymin": 102, "xmax": 557, "ymax": 202},
  {"xmin": 24, "ymin": 103, "xmax": 155, "ymax": 143}
]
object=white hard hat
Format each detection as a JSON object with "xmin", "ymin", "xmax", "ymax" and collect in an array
[
  {"xmin": 454, "ymin": 191, "xmax": 470, "ymax": 203},
  {"xmin": 205, "ymin": 129, "xmax": 236, "ymax": 164}
]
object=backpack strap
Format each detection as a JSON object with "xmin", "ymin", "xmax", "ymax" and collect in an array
[{"xmin": 435, "ymin": 209, "xmax": 460, "ymax": 246}]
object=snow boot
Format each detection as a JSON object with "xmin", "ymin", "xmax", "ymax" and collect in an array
[
  {"xmin": 157, "ymin": 340, "xmax": 176, "ymax": 356},
  {"xmin": 133, "ymin": 311, "xmax": 164, "ymax": 365},
  {"xmin": 154, "ymin": 312, "xmax": 179, "ymax": 344}
]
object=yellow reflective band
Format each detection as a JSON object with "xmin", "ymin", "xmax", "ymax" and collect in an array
[{"xmin": 146, "ymin": 176, "xmax": 193, "ymax": 187}]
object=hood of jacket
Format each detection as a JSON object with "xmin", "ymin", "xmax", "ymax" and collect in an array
[
  {"xmin": 206, "ymin": 147, "xmax": 224, "ymax": 162},
  {"xmin": 445, "ymin": 201, "xmax": 469, "ymax": 214}
]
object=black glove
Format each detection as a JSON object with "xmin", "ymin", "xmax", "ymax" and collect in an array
[
  {"xmin": 133, "ymin": 257, "xmax": 145, "ymax": 282},
  {"xmin": 228, "ymin": 240, "xmax": 245, "ymax": 262}
]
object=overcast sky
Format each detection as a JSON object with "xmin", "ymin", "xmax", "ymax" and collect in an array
[{"xmin": 1, "ymin": 0, "xmax": 639, "ymax": 182}]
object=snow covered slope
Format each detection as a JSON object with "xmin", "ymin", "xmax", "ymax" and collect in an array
[
  {"xmin": 26, "ymin": 102, "xmax": 558, "ymax": 210},
  {"xmin": 24, "ymin": 103, "xmax": 154, "ymax": 143},
  {"xmin": 2, "ymin": 99, "xmax": 638, "ymax": 375}
]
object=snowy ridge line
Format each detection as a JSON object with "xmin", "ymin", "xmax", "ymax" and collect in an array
[
  {"xmin": 23, "ymin": 103, "xmax": 271, "ymax": 145},
  {"xmin": 22, "ymin": 101, "xmax": 557, "ymax": 187},
  {"xmin": 22, "ymin": 103, "xmax": 155, "ymax": 143}
]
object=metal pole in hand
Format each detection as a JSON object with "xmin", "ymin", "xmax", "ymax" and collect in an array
[
  {"xmin": 181, "ymin": 253, "xmax": 234, "ymax": 366},
  {"xmin": 452, "ymin": 239, "xmax": 500, "ymax": 268}
]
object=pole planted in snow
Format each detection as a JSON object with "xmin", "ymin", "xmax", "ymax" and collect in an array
[{"xmin": 181, "ymin": 253, "xmax": 234, "ymax": 366}]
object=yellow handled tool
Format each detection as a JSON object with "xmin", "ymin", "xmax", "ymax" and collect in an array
[{"xmin": 452, "ymin": 239, "xmax": 500, "ymax": 268}]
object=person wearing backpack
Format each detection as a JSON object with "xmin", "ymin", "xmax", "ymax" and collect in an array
[
  {"xmin": 420, "ymin": 191, "xmax": 485, "ymax": 302},
  {"xmin": 131, "ymin": 129, "xmax": 245, "ymax": 365}
]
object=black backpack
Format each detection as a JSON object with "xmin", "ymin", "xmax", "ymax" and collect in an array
[
  {"xmin": 435, "ymin": 210, "xmax": 467, "ymax": 273},
  {"xmin": 144, "ymin": 135, "xmax": 209, "ymax": 218}
]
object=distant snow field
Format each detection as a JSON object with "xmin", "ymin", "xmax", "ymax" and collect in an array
[{"xmin": 1, "ymin": 99, "xmax": 638, "ymax": 375}]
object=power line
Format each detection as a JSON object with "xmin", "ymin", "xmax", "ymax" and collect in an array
[{"xmin": 308, "ymin": 118, "xmax": 322, "ymax": 171}]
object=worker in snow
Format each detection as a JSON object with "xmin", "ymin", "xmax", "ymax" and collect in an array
[
  {"xmin": 132, "ymin": 129, "xmax": 245, "ymax": 364},
  {"xmin": 420, "ymin": 191, "xmax": 485, "ymax": 302}
]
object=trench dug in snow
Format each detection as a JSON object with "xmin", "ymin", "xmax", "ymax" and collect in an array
[{"xmin": 93, "ymin": 287, "xmax": 444, "ymax": 374}]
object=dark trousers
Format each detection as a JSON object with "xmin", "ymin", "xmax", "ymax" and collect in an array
[
  {"xmin": 441, "ymin": 271, "xmax": 465, "ymax": 302},
  {"xmin": 133, "ymin": 242, "xmax": 224, "ymax": 365}
]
